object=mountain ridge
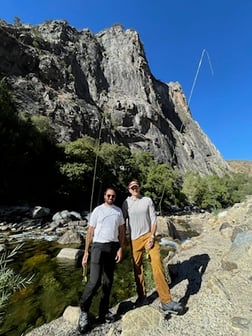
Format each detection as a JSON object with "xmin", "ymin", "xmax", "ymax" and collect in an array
[{"xmin": 0, "ymin": 19, "xmax": 230, "ymax": 175}]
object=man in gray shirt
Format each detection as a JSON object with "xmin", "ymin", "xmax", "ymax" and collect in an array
[{"xmin": 122, "ymin": 180, "xmax": 184, "ymax": 315}]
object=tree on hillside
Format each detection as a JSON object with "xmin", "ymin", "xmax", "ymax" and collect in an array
[
  {"xmin": 144, "ymin": 163, "xmax": 184, "ymax": 214},
  {"xmin": 182, "ymin": 171, "xmax": 203, "ymax": 206},
  {"xmin": 57, "ymin": 136, "xmax": 97, "ymax": 209}
]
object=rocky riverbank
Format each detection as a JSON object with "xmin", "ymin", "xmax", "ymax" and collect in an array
[
  {"xmin": 22, "ymin": 196, "xmax": 252, "ymax": 336},
  {"xmin": 0, "ymin": 206, "xmax": 89, "ymax": 245}
]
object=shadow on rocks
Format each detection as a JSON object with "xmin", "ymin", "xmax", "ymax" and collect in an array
[
  {"xmin": 114, "ymin": 291, "xmax": 157, "ymax": 321},
  {"xmin": 115, "ymin": 300, "xmax": 135, "ymax": 320},
  {"xmin": 114, "ymin": 291, "xmax": 160, "ymax": 321},
  {"xmin": 168, "ymin": 253, "xmax": 210, "ymax": 306}
]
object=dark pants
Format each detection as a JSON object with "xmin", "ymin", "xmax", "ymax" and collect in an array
[{"xmin": 79, "ymin": 242, "xmax": 119, "ymax": 318}]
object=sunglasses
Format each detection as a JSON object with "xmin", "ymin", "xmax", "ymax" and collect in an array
[
  {"xmin": 106, "ymin": 194, "xmax": 116, "ymax": 198},
  {"xmin": 130, "ymin": 186, "xmax": 139, "ymax": 190}
]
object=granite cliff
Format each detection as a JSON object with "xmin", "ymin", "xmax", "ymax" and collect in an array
[{"xmin": 0, "ymin": 19, "xmax": 230, "ymax": 175}]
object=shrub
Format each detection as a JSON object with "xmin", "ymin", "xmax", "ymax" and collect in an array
[{"xmin": 0, "ymin": 245, "xmax": 34, "ymax": 319}]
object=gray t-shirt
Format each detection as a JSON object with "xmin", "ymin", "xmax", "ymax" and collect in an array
[
  {"xmin": 90, "ymin": 204, "xmax": 124, "ymax": 243},
  {"xmin": 122, "ymin": 196, "xmax": 156, "ymax": 240}
]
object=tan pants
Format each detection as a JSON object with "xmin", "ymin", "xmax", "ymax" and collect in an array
[{"xmin": 131, "ymin": 232, "xmax": 171, "ymax": 303}]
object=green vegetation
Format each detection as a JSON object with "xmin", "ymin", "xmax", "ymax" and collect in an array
[
  {"xmin": 0, "ymin": 245, "xmax": 34, "ymax": 319},
  {"xmin": 1, "ymin": 80, "xmax": 252, "ymax": 212},
  {"xmin": 182, "ymin": 171, "xmax": 252, "ymax": 211},
  {"xmin": 41, "ymin": 133, "xmax": 252, "ymax": 212}
]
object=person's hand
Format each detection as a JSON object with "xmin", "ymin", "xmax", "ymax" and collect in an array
[
  {"xmin": 146, "ymin": 236, "xmax": 155, "ymax": 250},
  {"xmin": 82, "ymin": 251, "xmax": 89, "ymax": 268},
  {"xmin": 115, "ymin": 248, "xmax": 122, "ymax": 263}
]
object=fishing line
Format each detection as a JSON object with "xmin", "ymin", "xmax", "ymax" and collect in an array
[
  {"xmin": 174, "ymin": 48, "xmax": 214, "ymax": 145},
  {"xmin": 159, "ymin": 49, "xmax": 214, "ymax": 213},
  {"xmin": 188, "ymin": 48, "xmax": 214, "ymax": 107}
]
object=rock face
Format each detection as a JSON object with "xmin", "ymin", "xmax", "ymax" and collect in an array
[{"xmin": 0, "ymin": 19, "xmax": 230, "ymax": 175}]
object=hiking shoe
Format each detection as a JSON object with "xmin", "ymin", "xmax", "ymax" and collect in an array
[
  {"xmin": 134, "ymin": 296, "xmax": 148, "ymax": 307},
  {"xmin": 97, "ymin": 310, "xmax": 115, "ymax": 324},
  {"xmin": 78, "ymin": 311, "xmax": 88, "ymax": 334},
  {"xmin": 160, "ymin": 301, "xmax": 184, "ymax": 315}
]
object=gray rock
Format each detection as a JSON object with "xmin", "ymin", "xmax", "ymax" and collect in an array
[
  {"xmin": 159, "ymin": 237, "xmax": 178, "ymax": 249},
  {"xmin": 57, "ymin": 228, "xmax": 81, "ymax": 245},
  {"xmin": 32, "ymin": 206, "xmax": 50, "ymax": 219},
  {"xmin": 56, "ymin": 247, "xmax": 79, "ymax": 260},
  {"xmin": 232, "ymin": 231, "xmax": 252, "ymax": 247}
]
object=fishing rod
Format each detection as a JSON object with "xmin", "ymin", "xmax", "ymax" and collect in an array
[{"xmin": 89, "ymin": 114, "xmax": 104, "ymax": 214}]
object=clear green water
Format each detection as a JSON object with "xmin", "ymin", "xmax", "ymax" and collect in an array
[
  {"xmin": 1, "ymin": 229, "xmax": 196, "ymax": 336},
  {"xmin": 0, "ymin": 240, "xmax": 136, "ymax": 336}
]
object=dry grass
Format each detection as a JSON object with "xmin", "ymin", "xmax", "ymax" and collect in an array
[{"xmin": 226, "ymin": 160, "xmax": 252, "ymax": 176}]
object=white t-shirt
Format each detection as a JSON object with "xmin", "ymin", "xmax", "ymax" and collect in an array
[{"xmin": 89, "ymin": 204, "xmax": 124, "ymax": 243}]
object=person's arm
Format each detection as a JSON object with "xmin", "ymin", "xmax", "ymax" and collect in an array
[
  {"xmin": 146, "ymin": 224, "xmax": 157, "ymax": 250},
  {"xmin": 150, "ymin": 223, "xmax": 157, "ymax": 238},
  {"xmin": 146, "ymin": 198, "xmax": 157, "ymax": 249},
  {"xmin": 119, "ymin": 222, "xmax": 126, "ymax": 248},
  {"xmin": 82, "ymin": 225, "xmax": 94, "ymax": 268},
  {"xmin": 122, "ymin": 200, "xmax": 130, "ymax": 246},
  {"xmin": 115, "ymin": 224, "xmax": 125, "ymax": 263}
]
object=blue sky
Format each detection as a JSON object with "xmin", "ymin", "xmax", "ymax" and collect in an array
[{"xmin": 1, "ymin": 0, "xmax": 252, "ymax": 160}]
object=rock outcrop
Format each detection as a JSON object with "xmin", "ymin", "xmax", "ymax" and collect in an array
[{"xmin": 0, "ymin": 19, "xmax": 230, "ymax": 175}]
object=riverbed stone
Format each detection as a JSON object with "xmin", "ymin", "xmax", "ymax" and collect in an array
[
  {"xmin": 63, "ymin": 306, "xmax": 80, "ymax": 326},
  {"xmin": 56, "ymin": 247, "xmax": 79, "ymax": 260},
  {"xmin": 121, "ymin": 306, "xmax": 162, "ymax": 336},
  {"xmin": 57, "ymin": 228, "xmax": 81, "ymax": 245}
]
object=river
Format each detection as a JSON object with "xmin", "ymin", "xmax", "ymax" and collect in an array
[{"xmin": 0, "ymin": 240, "xmax": 137, "ymax": 336}]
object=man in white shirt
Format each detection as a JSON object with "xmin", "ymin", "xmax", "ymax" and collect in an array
[{"xmin": 78, "ymin": 187, "xmax": 125, "ymax": 333}]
